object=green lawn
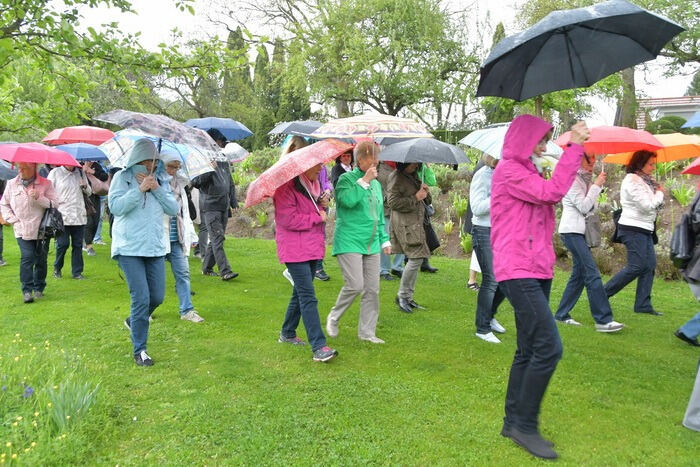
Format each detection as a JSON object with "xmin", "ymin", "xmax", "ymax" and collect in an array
[{"xmin": 0, "ymin": 225, "xmax": 698, "ymax": 465}]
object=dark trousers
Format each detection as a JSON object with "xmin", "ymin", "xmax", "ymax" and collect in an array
[
  {"xmin": 604, "ymin": 229, "xmax": 656, "ymax": 313},
  {"xmin": 17, "ymin": 238, "xmax": 49, "ymax": 293},
  {"xmin": 500, "ymin": 278, "xmax": 562, "ymax": 434},
  {"xmin": 202, "ymin": 210, "xmax": 231, "ymax": 275},
  {"xmin": 0, "ymin": 225, "xmax": 4, "ymax": 259},
  {"xmin": 83, "ymin": 196, "xmax": 101, "ymax": 245},
  {"xmin": 472, "ymin": 226, "xmax": 506, "ymax": 333},
  {"xmin": 555, "ymin": 233, "xmax": 613, "ymax": 324},
  {"xmin": 54, "ymin": 225, "xmax": 85, "ymax": 277},
  {"xmin": 195, "ymin": 222, "xmax": 208, "ymax": 255},
  {"xmin": 282, "ymin": 260, "xmax": 327, "ymax": 351}
]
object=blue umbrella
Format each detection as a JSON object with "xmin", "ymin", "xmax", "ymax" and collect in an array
[
  {"xmin": 185, "ymin": 117, "xmax": 253, "ymax": 141},
  {"xmin": 682, "ymin": 112, "xmax": 700, "ymax": 129},
  {"xmin": 0, "ymin": 159, "xmax": 17, "ymax": 180},
  {"xmin": 55, "ymin": 143, "xmax": 109, "ymax": 161}
]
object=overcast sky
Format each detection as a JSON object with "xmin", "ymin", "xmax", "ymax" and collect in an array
[{"xmin": 80, "ymin": 0, "xmax": 695, "ymax": 126}]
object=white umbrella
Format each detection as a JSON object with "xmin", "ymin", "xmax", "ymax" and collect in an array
[
  {"xmin": 222, "ymin": 142, "xmax": 249, "ymax": 163},
  {"xmin": 459, "ymin": 123, "xmax": 563, "ymax": 159}
]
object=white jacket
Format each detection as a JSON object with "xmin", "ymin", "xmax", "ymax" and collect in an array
[
  {"xmin": 618, "ymin": 173, "xmax": 664, "ymax": 232},
  {"xmin": 47, "ymin": 167, "xmax": 91, "ymax": 226},
  {"xmin": 558, "ymin": 172, "xmax": 602, "ymax": 234}
]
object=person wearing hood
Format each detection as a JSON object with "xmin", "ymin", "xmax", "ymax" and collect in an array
[
  {"xmin": 109, "ymin": 138, "xmax": 178, "ymax": 366},
  {"xmin": 491, "ymin": 115, "xmax": 589, "ymax": 460},
  {"xmin": 555, "ymin": 153, "xmax": 624, "ymax": 332},
  {"xmin": 47, "ymin": 162, "xmax": 92, "ymax": 279},
  {"xmin": 0, "ymin": 162, "xmax": 58, "ymax": 303},
  {"xmin": 190, "ymin": 128, "xmax": 238, "ymax": 281},
  {"xmin": 161, "ymin": 150, "xmax": 204, "ymax": 324}
]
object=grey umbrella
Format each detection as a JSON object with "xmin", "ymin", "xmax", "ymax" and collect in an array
[
  {"xmin": 476, "ymin": 0, "xmax": 684, "ymax": 101},
  {"xmin": 0, "ymin": 142, "xmax": 18, "ymax": 180},
  {"xmin": 378, "ymin": 138, "xmax": 469, "ymax": 165},
  {"xmin": 268, "ymin": 120, "xmax": 324, "ymax": 137}
]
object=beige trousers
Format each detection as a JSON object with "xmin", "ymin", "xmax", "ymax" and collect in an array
[{"xmin": 328, "ymin": 253, "xmax": 380, "ymax": 339}]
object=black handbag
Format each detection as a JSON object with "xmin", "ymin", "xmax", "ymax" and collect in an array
[
  {"xmin": 670, "ymin": 212, "xmax": 694, "ymax": 269},
  {"xmin": 611, "ymin": 208, "xmax": 623, "ymax": 243},
  {"xmin": 38, "ymin": 202, "xmax": 64, "ymax": 240}
]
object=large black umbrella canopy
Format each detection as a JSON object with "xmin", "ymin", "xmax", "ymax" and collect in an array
[
  {"xmin": 379, "ymin": 138, "xmax": 469, "ymax": 165},
  {"xmin": 476, "ymin": 0, "xmax": 684, "ymax": 101},
  {"xmin": 268, "ymin": 120, "xmax": 324, "ymax": 137}
]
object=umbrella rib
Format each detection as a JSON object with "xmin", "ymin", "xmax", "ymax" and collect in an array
[{"xmin": 565, "ymin": 31, "xmax": 591, "ymax": 85}]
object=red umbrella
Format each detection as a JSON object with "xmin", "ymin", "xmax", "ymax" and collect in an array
[
  {"xmin": 0, "ymin": 143, "xmax": 80, "ymax": 167},
  {"xmin": 245, "ymin": 139, "xmax": 352, "ymax": 208},
  {"xmin": 555, "ymin": 126, "xmax": 662, "ymax": 155},
  {"xmin": 682, "ymin": 157, "xmax": 700, "ymax": 176},
  {"xmin": 42, "ymin": 125, "xmax": 115, "ymax": 146}
]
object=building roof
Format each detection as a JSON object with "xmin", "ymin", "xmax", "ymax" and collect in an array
[{"xmin": 636, "ymin": 96, "xmax": 700, "ymax": 129}]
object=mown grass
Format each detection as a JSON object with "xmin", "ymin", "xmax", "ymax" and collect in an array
[{"xmin": 0, "ymin": 224, "xmax": 698, "ymax": 465}]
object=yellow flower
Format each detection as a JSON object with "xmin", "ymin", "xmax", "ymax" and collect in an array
[
  {"xmin": 16, "ymin": 416, "xmax": 22, "ymax": 421},
  {"xmin": 47, "ymin": 403, "xmax": 52, "ymax": 407},
  {"xmin": 15, "ymin": 333, "xmax": 19, "ymax": 337},
  {"xmin": 12, "ymin": 422, "xmax": 18, "ymax": 427},
  {"xmin": 32, "ymin": 421, "xmax": 37, "ymax": 427},
  {"xmin": 23, "ymin": 448, "xmax": 29, "ymax": 453},
  {"xmin": 5, "ymin": 442, "xmax": 11, "ymax": 447},
  {"xmin": 14, "ymin": 356, "xmax": 19, "ymax": 361},
  {"xmin": 31, "ymin": 442, "xmax": 36, "ymax": 447},
  {"xmin": 11, "ymin": 454, "xmax": 16, "ymax": 459},
  {"xmin": 65, "ymin": 415, "xmax": 70, "ymax": 420},
  {"xmin": 34, "ymin": 412, "xmax": 39, "ymax": 417},
  {"xmin": 53, "ymin": 385, "xmax": 58, "ymax": 390}
]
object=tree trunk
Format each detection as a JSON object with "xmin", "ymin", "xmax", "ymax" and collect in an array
[
  {"xmin": 534, "ymin": 96, "xmax": 543, "ymax": 118},
  {"xmin": 335, "ymin": 99, "xmax": 350, "ymax": 117},
  {"xmin": 614, "ymin": 67, "xmax": 637, "ymax": 128}
]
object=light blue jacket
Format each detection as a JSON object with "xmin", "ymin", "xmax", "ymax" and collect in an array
[
  {"xmin": 469, "ymin": 165, "xmax": 493, "ymax": 228},
  {"xmin": 109, "ymin": 150, "xmax": 178, "ymax": 258}
]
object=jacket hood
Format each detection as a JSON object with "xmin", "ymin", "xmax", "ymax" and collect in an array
[
  {"xmin": 125, "ymin": 138, "xmax": 159, "ymax": 169},
  {"xmin": 502, "ymin": 114, "xmax": 553, "ymax": 163}
]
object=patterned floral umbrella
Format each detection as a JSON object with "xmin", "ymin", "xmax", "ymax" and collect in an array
[
  {"xmin": 245, "ymin": 139, "xmax": 352, "ymax": 208},
  {"xmin": 310, "ymin": 114, "xmax": 432, "ymax": 140},
  {"xmin": 95, "ymin": 110, "xmax": 226, "ymax": 162}
]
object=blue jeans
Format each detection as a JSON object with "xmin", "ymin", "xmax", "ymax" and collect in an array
[
  {"xmin": 500, "ymin": 278, "xmax": 562, "ymax": 434},
  {"xmin": 555, "ymin": 233, "xmax": 613, "ymax": 324},
  {"xmin": 54, "ymin": 225, "xmax": 85, "ymax": 277},
  {"xmin": 166, "ymin": 241, "xmax": 194, "ymax": 315},
  {"xmin": 380, "ymin": 215, "xmax": 404, "ymax": 274},
  {"xmin": 17, "ymin": 238, "xmax": 49, "ymax": 293},
  {"xmin": 680, "ymin": 312, "xmax": 700, "ymax": 340},
  {"xmin": 117, "ymin": 255, "xmax": 166, "ymax": 355},
  {"xmin": 604, "ymin": 229, "xmax": 656, "ymax": 313},
  {"xmin": 282, "ymin": 260, "xmax": 327, "ymax": 352},
  {"xmin": 472, "ymin": 226, "xmax": 505, "ymax": 333}
]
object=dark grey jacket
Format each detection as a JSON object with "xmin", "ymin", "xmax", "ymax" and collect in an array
[
  {"xmin": 683, "ymin": 192, "xmax": 700, "ymax": 283},
  {"xmin": 191, "ymin": 161, "xmax": 237, "ymax": 213}
]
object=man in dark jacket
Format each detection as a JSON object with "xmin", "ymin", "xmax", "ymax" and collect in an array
[
  {"xmin": 0, "ymin": 178, "xmax": 6, "ymax": 266},
  {"xmin": 191, "ymin": 129, "xmax": 238, "ymax": 281}
]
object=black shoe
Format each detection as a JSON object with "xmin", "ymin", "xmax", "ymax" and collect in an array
[
  {"xmin": 420, "ymin": 265, "xmax": 438, "ymax": 273},
  {"xmin": 395, "ymin": 296, "xmax": 413, "ymax": 313},
  {"xmin": 23, "ymin": 292, "xmax": 34, "ymax": 304},
  {"xmin": 190, "ymin": 290, "xmax": 196, "ymax": 296},
  {"xmin": 635, "ymin": 309, "xmax": 663, "ymax": 316},
  {"xmin": 124, "ymin": 318, "xmax": 131, "ymax": 331},
  {"xmin": 675, "ymin": 330, "xmax": 700, "ymax": 347},
  {"xmin": 509, "ymin": 427, "xmax": 558, "ymax": 460},
  {"xmin": 380, "ymin": 273, "xmax": 395, "ymax": 281},
  {"xmin": 390, "ymin": 268, "xmax": 403, "ymax": 278},
  {"xmin": 408, "ymin": 299, "xmax": 425, "ymax": 310},
  {"xmin": 72, "ymin": 274, "xmax": 85, "ymax": 280},
  {"xmin": 501, "ymin": 425, "xmax": 554, "ymax": 448},
  {"xmin": 315, "ymin": 269, "xmax": 330, "ymax": 281},
  {"xmin": 134, "ymin": 350, "xmax": 154, "ymax": 366},
  {"xmin": 53, "ymin": 269, "xmax": 62, "ymax": 279},
  {"xmin": 221, "ymin": 272, "xmax": 239, "ymax": 281},
  {"xmin": 34, "ymin": 291, "xmax": 44, "ymax": 299},
  {"xmin": 202, "ymin": 270, "xmax": 219, "ymax": 276}
]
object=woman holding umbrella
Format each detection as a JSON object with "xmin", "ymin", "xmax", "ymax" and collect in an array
[
  {"xmin": 604, "ymin": 150, "xmax": 665, "ymax": 316},
  {"xmin": 326, "ymin": 141, "xmax": 389, "ymax": 344},
  {"xmin": 0, "ymin": 162, "xmax": 59, "ymax": 303},
  {"xmin": 387, "ymin": 162, "xmax": 430, "ymax": 313},
  {"xmin": 109, "ymin": 139, "xmax": 178, "ymax": 366}
]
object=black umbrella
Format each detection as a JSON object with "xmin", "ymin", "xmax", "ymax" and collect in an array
[
  {"xmin": 476, "ymin": 0, "xmax": 684, "ymax": 101},
  {"xmin": 379, "ymin": 138, "xmax": 469, "ymax": 165},
  {"xmin": 268, "ymin": 120, "xmax": 324, "ymax": 137}
]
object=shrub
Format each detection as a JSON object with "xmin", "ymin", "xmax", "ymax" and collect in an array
[
  {"xmin": 459, "ymin": 232, "xmax": 472, "ymax": 254},
  {"xmin": 239, "ymin": 147, "xmax": 279, "ymax": 174},
  {"xmin": 433, "ymin": 165, "xmax": 457, "ymax": 194},
  {"xmin": 671, "ymin": 182, "xmax": 695, "ymax": 206},
  {"xmin": 255, "ymin": 210, "xmax": 268, "ymax": 227}
]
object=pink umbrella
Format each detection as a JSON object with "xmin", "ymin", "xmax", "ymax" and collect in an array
[
  {"xmin": 555, "ymin": 126, "xmax": 662, "ymax": 155},
  {"xmin": 0, "ymin": 143, "xmax": 80, "ymax": 167},
  {"xmin": 42, "ymin": 125, "xmax": 115, "ymax": 146},
  {"xmin": 245, "ymin": 139, "xmax": 352, "ymax": 208},
  {"xmin": 682, "ymin": 157, "xmax": 700, "ymax": 176}
]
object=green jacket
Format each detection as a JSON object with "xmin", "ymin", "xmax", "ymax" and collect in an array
[{"xmin": 332, "ymin": 167, "xmax": 390, "ymax": 256}]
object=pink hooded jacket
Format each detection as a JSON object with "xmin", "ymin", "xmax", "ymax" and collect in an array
[
  {"xmin": 490, "ymin": 115, "xmax": 584, "ymax": 282},
  {"xmin": 273, "ymin": 179, "xmax": 326, "ymax": 264}
]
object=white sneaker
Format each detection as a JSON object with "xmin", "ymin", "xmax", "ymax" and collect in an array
[
  {"xmin": 181, "ymin": 310, "xmax": 205, "ymax": 323},
  {"xmin": 475, "ymin": 332, "xmax": 501, "ymax": 344},
  {"xmin": 282, "ymin": 269, "xmax": 294, "ymax": 286},
  {"xmin": 360, "ymin": 336, "xmax": 385, "ymax": 344},
  {"xmin": 595, "ymin": 321, "xmax": 624, "ymax": 333},
  {"xmin": 326, "ymin": 315, "xmax": 339, "ymax": 338},
  {"xmin": 490, "ymin": 318, "xmax": 506, "ymax": 334},
  {"xmin": 559, "ymin": 318, "xmax": 582, "ymax": 326}
]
